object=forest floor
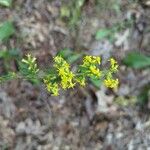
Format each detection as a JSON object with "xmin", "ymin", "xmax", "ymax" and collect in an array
[{"xmin": 0, "ymin": 0, "xmax": 150, "ymax": 149}]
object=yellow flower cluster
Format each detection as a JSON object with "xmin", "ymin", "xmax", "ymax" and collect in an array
[
  {"xmin": 104, "ymin": 78, "xmax": 119, "ymax": 88},
  {"xmin": 83, "ymin": 56, "xmax": 101, "ymax": 66},
  {"xmin": 104, "ymin": 58, "xmax": 119, "ymax": 89},
  {"xmin": 81, "ymin": 55, "xmax": 101, "ymax": 78},
  {"xmin": 75, "ymin": 55, "xmax": 101, "ymax": 87},
  {"xmin": 76, "ymin": 76, "xmax": 86, "ymax": 86},
  {"xmin": 0, "ymin": 53, "xmax": 119, "ymax": 96},
  {"xmin": 43, "ymin": 79, "xmax": 59, "ymax": 96},
  {"xmin": 43, "ymin": 56, "xmax": 76, "ymax": 96},
  {"xmin": 110, "ymin": 58, "xmax": 118, "ymax": 72},
  {"xmin": 89, "ymin": 66, "xmax": 101, "ymax": 77},
  {"xmin": 42, "ymin": 56, "xmax": 119, "ymax": 96},
  {"xmin": 54, "ymin": 56, "xmax": 75, "ymax": 89}
]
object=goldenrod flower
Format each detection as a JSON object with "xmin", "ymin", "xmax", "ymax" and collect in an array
[
  {"xmin": 80, "ymin": 55, "xmax": 101, "ymax": 80},
  {"xmin": 83, "ymin": 55, "xmax": 101, "ymax": 66},
  {"xmin": 51, "ymin": 83, "xmax": 59, "ymax": 96},
  {"xmin": 110, "ymin": 58, "xmax": 118, "ymax": 72},
  {"xmin": 104, "ymin": 78, "xmax": 119, "ymax": 88},
  {"xmin": 61, "ymin": 72, "xmax": 75, "ymax": 89},
  {"xmin": 21, "ymin": 54, "xmax": 119, "ymax": 96},
  {"xmin": 1, "ymin": 52, "xmax": 120, "ymax": 96},
  {"xmin": 75, "ymin": 76, "xmax": 86, "ymax": 86},
  {"xmin": 54, "ymin": 56, "xmax": 75, "ymax": 89},
  {"xmin": 54, "ymin": 56, "xmax": 63, "ymax": 64},
  {"xmin": 89, "ymin": 66, "xmax": 101, "ymax": 77},
  {"xmin": 44, "ymin": 79, "xmax": 59, "ymax": 96}
]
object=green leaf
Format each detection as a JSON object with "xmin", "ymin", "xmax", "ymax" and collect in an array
[
  {"xmin": 58, "ymin": 48, "xmax": 72, "ymax": 58},
  {"xmin": 123, "ymin": 52, "xmax": 150, "ymax": 69},
  {"xmin": 67, "ymin": 53, "xmax": 82, "ymax": 64},
  {"xmin": 0, "ymin": 21, "xmax": 15, "ymax": 41},
  {"xmin": 90, "ymin": 78, "xmax": 102, "ymax": 89},
  {"xmin": 0, "ymin": 0, "xmax": 12, "ymax": 7},
  {"xmin": 95, "ymin": 28, "xmax": 112, "ymax": 40},
  {"xmin": 58, "ymin": 48, "xmax": 82, "ymax": 64}
]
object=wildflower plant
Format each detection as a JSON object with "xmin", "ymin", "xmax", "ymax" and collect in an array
[
  {"xmin": 19, "ymin": 54, "xmax": 40, "ymax": 83},
  {"xmin": 0, "ymin": 53, "xmax": 119, "ymax": 96}
]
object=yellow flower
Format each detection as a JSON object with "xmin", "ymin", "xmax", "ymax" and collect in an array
[
  {"xmin": 89, "ymin": 66, "xmax": 101, "ymax": 77},
  {"xmin": 93, "ymin": 56, "xmax": 101, "ymax": 64},
  {"xmin": 110, "ymin": 58, "xmax": 118, "ymax": 72},
  {"xmin": 104, "ymin": 78, "xmax": 119, "ymax": 88},
  {"xmin": 54, "ymin": 56, "xmax": 63, "ymax": 64},
  {"xmin": 81, "ymin": 55, "xmax": 101, "ymax": 79},
  {"xmin": 54, "ymin": 56, "xmax": 70, "ymax": 68},
  {"xmin": 43, "ymin": 55, "xmax": 119, "ymax": 95},
  {"xmin": 83, "ymin": 56, "xmax": 92, "ymax": 65},
  {"xmin": 61, "ymin": 72, "xmax": 75, "ymax": 89},
  {"xmin": 58, "ymin": 68, "xmax": 66, "ymax": 76},
  {"xmin": 44, "ymin": 79, "xmax": 59, "ymax": 96},
  {"xmin": 83, "ymin": 55, "xmax": 101, "ymax": 66},
  {"xmin": 76, "ymin": 76, "xmax": 86, "ymax": 86},
  {"xmin": 53, "ymin": 56, "xmax": 75, "ymax": 89},
  {"xmin": 51, "ymin": 83, "xmax": 59, "ymax": 96}
]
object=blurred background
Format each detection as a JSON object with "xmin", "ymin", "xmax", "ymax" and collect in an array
[{"xmin": 0, "ymin": 0, "xmax": 150, "ymax": 149}]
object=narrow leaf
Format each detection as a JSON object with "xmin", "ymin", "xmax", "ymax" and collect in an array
[{"xmin": 58, "ymin": 48, "xmax": 82, "ymax": 64}]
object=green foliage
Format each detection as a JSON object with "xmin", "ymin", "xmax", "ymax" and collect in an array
[
  {"xmin": 0, "ymin": 72, "xmax": 17, "ymax": 83},
  {"xmin": 58, "ymin": 49, "xmax": 103, "ymax": 89},
  {"xmin": 0, "ymin": 54, "xmax": 119, "ymax": 96},
  {"xmin": 20, "ymin": 54, "xmax": 40, "ymax": 84},
  {"xmin": 90, "ymin": 78, "xmax": 102, "ymax": 89},
  {"xmin": 0, "ymin": 21, "xmax": 15, "ymax": 41},
  {"xmin": 123, "ymin": 52, "xmax": 150, "ymax": 69},
  {"xmin": 0, "ymin": 0, "xmax": 11, "ymax": 7},
  {"xmin": 57, "ymin": 48, "xmax": 83, "ymax": 64}
]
